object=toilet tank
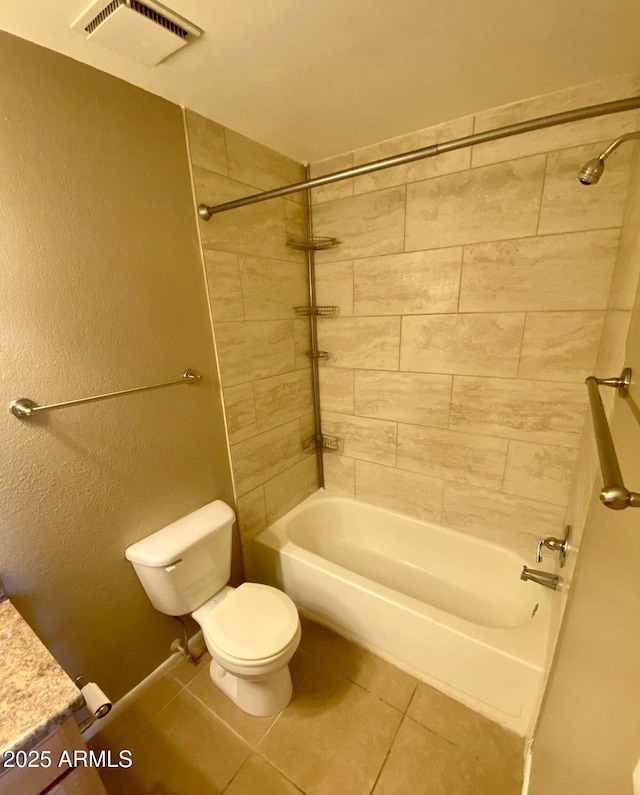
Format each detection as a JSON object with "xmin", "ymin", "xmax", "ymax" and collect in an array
[{"xmin": 125, "ymin": 500, "xmax": 236, "ymax": 616}]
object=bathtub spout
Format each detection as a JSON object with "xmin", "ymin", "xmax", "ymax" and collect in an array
[{"xmin": 521, "ymin": 566, "xmax": 559, "ymax": 590}]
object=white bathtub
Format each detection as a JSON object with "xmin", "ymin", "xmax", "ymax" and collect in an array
[{"xmin": 246, "ymin": 489, "xmax": 555, "ymax": 736}]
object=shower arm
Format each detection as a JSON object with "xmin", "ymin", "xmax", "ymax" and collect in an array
[
  {"xmin": 197, "ymin": 95, "xmax": 640, "ymax": 218},
  {"xmin": 596, "ymin": 131, "xmax": 640, "ymax": 163}
]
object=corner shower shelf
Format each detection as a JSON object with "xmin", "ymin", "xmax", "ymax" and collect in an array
[
  {"xmin": 303, "ymin": 433, "xmax": 342, "ymax": 454},
  {"xmin": 287, "ymin": 236, "xmax": 340, "ymax": 251},
  {"xmin": 294, "ymin": 305, "xmax": 338, "ymax": 317}
]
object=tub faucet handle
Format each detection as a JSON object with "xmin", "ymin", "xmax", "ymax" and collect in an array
[
  {"xmin": 536, "ymin": 536, "xmax": 565, "ymax": 562},
  {"xmin": 536, "ymin": 528, "xmax": 570, "ymax": 568}
]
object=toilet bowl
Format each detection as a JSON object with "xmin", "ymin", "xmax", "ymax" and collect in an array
[
  {"xmin": 125, "ymin": 500, "xmax": 300, "ymax": 717},
  {"xmin": 192, "ymin": 582, "xmax": 301, "ymax": 715}
]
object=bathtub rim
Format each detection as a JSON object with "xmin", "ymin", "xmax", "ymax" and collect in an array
[{"xmin": 254, "ymin": 488, "xmax": 554, "ymax": 670}]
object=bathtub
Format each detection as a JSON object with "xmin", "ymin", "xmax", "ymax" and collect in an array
[{"xmin": 245, "ymin": 489, "xmax": 555, "ymax": 736}]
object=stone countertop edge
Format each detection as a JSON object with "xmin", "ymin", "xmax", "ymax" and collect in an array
[{"xmin": 0, "ymin": 599, "xmax": 85, "ymax": 763}]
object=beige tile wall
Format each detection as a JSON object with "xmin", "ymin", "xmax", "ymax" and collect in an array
[
  {"xmin": 185, "ymin": 111, "xmax": 318, "ymax": 545},
  {"xmin": 311, "ymin": 74, "xmax": 640, "ymax": 562}
]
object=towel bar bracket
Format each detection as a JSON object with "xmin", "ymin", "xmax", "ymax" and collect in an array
[{"xmin": 595, "ymin": 366, "xmax": 631, "ymax": 398}]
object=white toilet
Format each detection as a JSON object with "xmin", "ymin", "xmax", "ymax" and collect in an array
[{"xmin": 125, "ymin": 500, "xmax": 301, "ymax": 717}]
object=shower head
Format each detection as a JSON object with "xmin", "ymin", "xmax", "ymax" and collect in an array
[
  {"xmin": 578, "ymin": 158, "xmax": 605, "ymax": 185},
  {"xmin": 578, "ymin": 131, "xmax": 640, "ymax": 185}
]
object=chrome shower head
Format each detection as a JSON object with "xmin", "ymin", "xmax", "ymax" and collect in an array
[
  {"xmin": 578, "ymin": 131, "xmax": 640, "ymax": 185},
  {"xmin": 578, "ymin": 158, "xmax": 605, "ymax": 185}
]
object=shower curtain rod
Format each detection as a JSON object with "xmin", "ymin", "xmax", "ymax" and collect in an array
[{"xmin": 198, "ymin": 95, "xmax": 640, "ymax": 219}]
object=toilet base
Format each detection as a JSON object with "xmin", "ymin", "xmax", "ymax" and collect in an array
[{"xmin": 208, "ymin": 659, "xmax": 293, "ymax": 717}]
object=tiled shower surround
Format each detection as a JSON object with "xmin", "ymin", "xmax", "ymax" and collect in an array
[
  {"xmin": 185, "ymin": 111, "xmax": 318, "ymax": 543},
  {"xmin": 311, "ymin": 74, "xmax": 640, "ymax": 561},
  {"xmin": 186, "ymin": 74, "xmax": 640, "ymax": 561}
]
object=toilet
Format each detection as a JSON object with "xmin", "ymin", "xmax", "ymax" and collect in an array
[{"xmin": 125, "ymin": 500, "xmax": 301, "ymax": 717}]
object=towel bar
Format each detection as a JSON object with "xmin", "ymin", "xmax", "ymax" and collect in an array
[
  {"xmin": 9, "ymin": 369, "xmax": 201, "ymax": 419},
  {"xmin": 585, "ymin": 367, "xmax": 639, "ymax": 510}
]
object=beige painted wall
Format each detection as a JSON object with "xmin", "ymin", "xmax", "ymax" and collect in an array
[
  {"xmin": 0, "ymin": 32, "xmax": 235, "ymax": 700},
  {"xmin": 309, "ymin": 73, "xmax": 640, "ymax": 564},
  {"xmin": 530, "ymin": 151, "xmax": 640, "ymax": 793},
  {"xmin": 184, "ymin": 111, "xmax": 318, "ymax": 546}
]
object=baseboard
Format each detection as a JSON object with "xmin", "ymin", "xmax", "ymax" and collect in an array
[{"xmin": 81, "ymin": 631, "xmax": 204, "ymax": 741}]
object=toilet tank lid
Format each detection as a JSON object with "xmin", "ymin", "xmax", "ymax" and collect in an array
[{"xmin": 125, "ymin": 500, "xmax": 236, "ymax": 567}]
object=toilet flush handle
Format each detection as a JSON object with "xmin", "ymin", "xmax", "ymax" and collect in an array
[{"xmin": 165, "ymin": 559, "xmax": 183, "ymax": 573}]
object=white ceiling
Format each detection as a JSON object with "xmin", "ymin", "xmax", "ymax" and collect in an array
[{"xmin": 1, "ymin": 0, "xmax": 640, "ymax": 162}]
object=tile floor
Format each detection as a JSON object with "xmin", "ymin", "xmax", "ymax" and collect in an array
[{"xmin": 89, "ymin": 618, "xmax": 524, "ymax": 794}]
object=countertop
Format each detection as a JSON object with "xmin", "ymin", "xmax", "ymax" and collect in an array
[{"xmin": 0, "ymin": 586, "xmax": 85, "ymax": 759}]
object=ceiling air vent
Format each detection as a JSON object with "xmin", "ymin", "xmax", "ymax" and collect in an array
[{"xmin": 71, "ymin": 0, "xmax": 201, "ymax": 67}]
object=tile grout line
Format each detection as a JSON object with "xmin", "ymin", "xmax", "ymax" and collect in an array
[
  {"xmin": 252, "ymin": 745, "xmax": 306, "ymax": 794},
  {"xmin": 516, "ymin": 311, "xmax": 529, "ymax": 380},
  {"xmin": 323, "ymin": 407, "xmax": 583, "ymax": 444},
  {"xmin": 182, "ymin": 685, "xmax": 258, "ymax": 752},
  {"xmin": 200, "ymin": 222, "xmax": 623, "ymax": 263},
  {"xmin": 398, "ymin": 679, "xmax": 527, "ymax": 780},
  {"xmin": 456, "ymin": 245, "xmax": 465, "ymax": 313},
  {"xmin": 402, "ymin": 182, "xmax": 409, "ymax": 254},
  {"xmin": 297, "ymin": 630, "xmax": 419, "ymax": 718},
  {"xmin": 220, "ymin": 759, "xmax": 248, "ymax": 794},
  {"xmin": 367, "ymin": 713, "xmax": 406, "ymax": 795},
  {"xmin": 534, "ymin": 153, "xmax": 549, "ymax": 236},
  {"xmin": 254, "ymin": 708, "xmax": 284, "ymax": 749},
  {"xmin": 220, "ymin": 126, "xmax": 230, "ymax": 177},
  {"xmin": 147, "ymin": 679, "xmax": 203, "ymax": 730},
  {"xmin": 350, "ymin": 258, "xmax": 356, "ymax": 317},
  {"xmin": 405, "ymin": 680, "xmax": 419, "ymax": 715},
  {"xmin": 501, "ymin": 439, "xmax": 512, "ymax": 492},
  {"xmin": 235, "ymin": 252, "xmax": 248, "ymax": 322}
]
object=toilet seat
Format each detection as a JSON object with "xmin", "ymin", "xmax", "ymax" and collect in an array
[
  {"xmin": 206, "ymin": 625, "xmax": 301, "ymax": 675},
  {"xmin": 199, "ymin": 583, "xmax": 299, "ymax": 663}
]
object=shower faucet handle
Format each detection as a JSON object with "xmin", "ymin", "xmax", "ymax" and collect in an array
[{"xmin": 536, "ymin": 526, "xmax": 571, "ymax": 568}]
